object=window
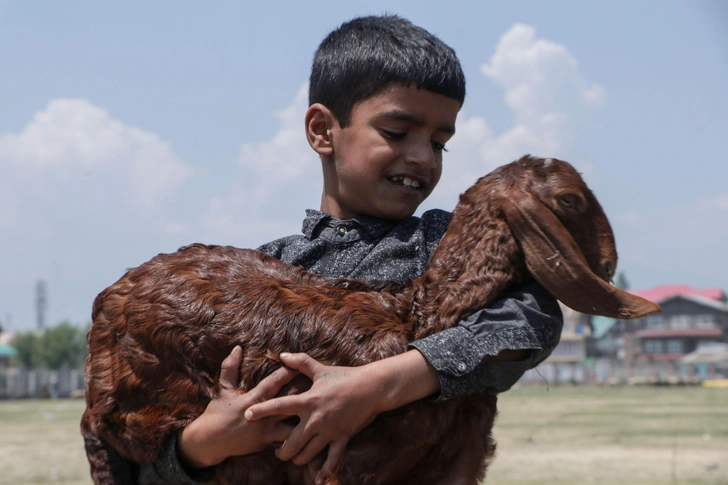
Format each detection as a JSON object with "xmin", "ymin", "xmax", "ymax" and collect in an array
[
  {"xmin": 695, "ymin": 314, "xmax": 716, "ymax": 329},
  {"xmin": 669, "ymin": 315, "xmax": 691, "ymax": 330},
  {"xmin": 645, "ymin": 315, "xmax": 664, "ymax": 329},
  {"xmin": 697, "ymin": 340, "xmax": 720, "ymax": 350},
  {"xmin": 666, "ymin": 340, "xmax": 683, "ymax": 354},
  {"xmin": 553, "ymin": 341, "xmax": 582, "ymax": 356},
  {"xmin": 644, "ymin": 340, "xmax": 663, "ymax": 354}
]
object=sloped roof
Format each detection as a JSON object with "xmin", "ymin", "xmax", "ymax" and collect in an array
[
  {"xmin": 591, "ymin": 316, "xmax": 618, "ymax": 339},
  {"xmin": 632, "ymin": 285, "xmax": 725, "ymax": 303},
  {"xmin": 0, "ymin": 343, "xmax": 17, "ymax": 357},
  {"xmin": 680, "ymin": 343, "xmax": 728, "ymax": 364},
  {"xmin": 660, "ymin": 293, "xmax": 728, "ymax": 313}
]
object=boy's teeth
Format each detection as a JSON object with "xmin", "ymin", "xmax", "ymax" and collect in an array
[{"xmin": 390, "ymin": 176, "xmax": 420, "ymax": 188}]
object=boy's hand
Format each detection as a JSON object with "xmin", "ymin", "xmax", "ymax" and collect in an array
[
  {"xmin": 177, "ymin": 346, "xmax": 299, "ymax": 469},
  {"xmin": 244, "ymin": 350, "xmax": 440, "ymax": 484},
  {"xmin": 244, "ymin": 353, "xmax": 384, "ymax": 483}
]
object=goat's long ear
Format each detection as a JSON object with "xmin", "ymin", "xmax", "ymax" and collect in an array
[{"xmin": 502, "ymin": 196, "xmax": 661, "ymax": 319}]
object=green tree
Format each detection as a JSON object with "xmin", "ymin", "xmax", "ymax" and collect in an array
[
  {"xmin": 39, "ymin": 321, "xmax": 88, "ymax": 369},
  {"xmin": 11, "ymin": 321, "xmax": 89, "ymax": 369},
  {"xmin": 11, "ymin": 331, "xmax": 43, "ymax": 368}
]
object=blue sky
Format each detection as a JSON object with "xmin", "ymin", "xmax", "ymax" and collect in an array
[{"xmin": 1, "ymin": 1, "xmax": 727, "ymax": 331}]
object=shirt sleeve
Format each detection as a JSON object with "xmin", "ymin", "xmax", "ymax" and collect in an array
[
  {"xmin": 138, "ymin": 434, "xmax": 216, "ymax": 485},
  {"xmin": 409, "ymin": 280, "xmax": 563, "ymax": 400},
  {"xmin": 256, "ymin": 238, "xmax": 284, "ymax": 258}
]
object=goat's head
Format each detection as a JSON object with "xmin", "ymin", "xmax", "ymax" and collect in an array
[{"xmin": 495, "ymin": 155, "xmax": 660, "ymax": 319}]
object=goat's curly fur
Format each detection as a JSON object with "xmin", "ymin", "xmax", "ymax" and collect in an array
[{"xmin": 81, "ymin": 156, "xmax": 660, "ymax": 485}]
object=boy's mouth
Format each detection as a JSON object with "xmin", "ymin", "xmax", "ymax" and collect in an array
[{"xmin": 389, "ymin": 176, "xmax": 422, "ymax": 189}]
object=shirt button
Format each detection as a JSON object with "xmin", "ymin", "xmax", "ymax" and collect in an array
[
  {"xmin": 336, "ymin": 225, "xmax": 348, "ymax": 236},
  {"xmin": 457, "ymin": 362, "xmax": 467, "ymax": 371}
]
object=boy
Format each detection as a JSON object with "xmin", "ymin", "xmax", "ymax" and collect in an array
[{"xmin": 136, "ymin": 15, "xmax": 562, "ymax": 485}]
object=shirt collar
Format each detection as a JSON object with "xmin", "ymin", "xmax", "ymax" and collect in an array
[{"xmin": 302, "ymin": 209, "xmax": 400, "ymax": 241}]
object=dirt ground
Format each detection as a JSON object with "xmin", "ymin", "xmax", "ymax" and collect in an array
[
  {"xmin": 0, "ymin": 386, "xmax": 726, "ymax": 484},
  {"xmin": 488, "ymin": 386, "xmax": 728, "ymax": 484},
  {"xmin": 0, "ymin": 398, "xmax": 90, "ymax": 485}
]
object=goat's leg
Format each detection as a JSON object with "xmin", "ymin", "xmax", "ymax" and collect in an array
[{"xmin": 82, "ymin": 434, "xmax": 138, "ymax": 485}]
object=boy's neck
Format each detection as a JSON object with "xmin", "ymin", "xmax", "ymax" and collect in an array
[{"xmin": 315, "ymin": 208, "xmax": 414, "ymax": 224}]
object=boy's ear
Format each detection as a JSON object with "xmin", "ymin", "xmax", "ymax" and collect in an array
[{"xmin": 305, "ymin": 103, "xmax": 336, "ymax": 156}]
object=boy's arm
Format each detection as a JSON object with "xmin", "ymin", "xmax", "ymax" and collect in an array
[
  {"xmin": 135, "ymin": 347, "xmax": 299, "ymax": 485},
  {"xmin": 246, "ymin": 280, "xmax": 563, "ymax": 480},
  {"xmin": 136, "ymin": 434, "xmax": 216, "ymax": 485},
  {"xmin": 410, "ymin": 280, "xmax": 563, "ymax": 399},
  {"xmin": 244, "ymin": 349, "xmax": 441, "ymax": 484}
]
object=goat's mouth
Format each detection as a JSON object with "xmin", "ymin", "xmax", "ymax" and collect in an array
[{"xmin": 388, "ymin": 176, "xmax": 423, "ymax": 190}]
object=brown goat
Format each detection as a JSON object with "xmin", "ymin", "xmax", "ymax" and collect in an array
[{"xmin": 81, "ymin": 155, "xmax": 661, "ymax": 485}]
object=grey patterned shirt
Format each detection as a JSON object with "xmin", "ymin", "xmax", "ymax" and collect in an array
[{"xmin": 139, "ymin": 208, "xmax": 563, "ymax": 484}]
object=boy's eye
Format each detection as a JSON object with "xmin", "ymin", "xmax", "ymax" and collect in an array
[
  {"xmin": 381, "ymin": 129, "xmax": 406, "ymax": 141},
  {"xmin": 432, "ymin": 141, "xmax": 448, "ymax": 153}
]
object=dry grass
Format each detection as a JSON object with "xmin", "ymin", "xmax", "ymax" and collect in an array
[
  {"xmin": 488, "ymin": 385, "xmax": 728, "ymax": 485},
  {"xmin": 0, "ymin": 398, "xmax": 90, "ymax": 485},
  {"xmin": 0, "ymin": 386, "xmax": 726, "ymax": 484}
]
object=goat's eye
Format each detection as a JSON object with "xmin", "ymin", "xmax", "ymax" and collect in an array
[
  {"xmin": 559, "ymin": 195, "xmax": 577, "ymax": 208},
  {"xmin": 604, "ymin": 262, "xmax": 614, "ymax": 280}
]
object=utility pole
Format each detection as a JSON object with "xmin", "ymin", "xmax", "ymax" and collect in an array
[{"xmin": 36, "ymin": 280, "xmax": 47, "ymax": 330}]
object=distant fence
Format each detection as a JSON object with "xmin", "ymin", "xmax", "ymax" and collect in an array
[
  {"xmin": 0, "ymin": 358, "xmax": 722, "ymax": 399},
  {"xmin": 0, "ymin": 367, "xmax": 85, "ymax": 399},
  {"xmin": 520, "ymin": 358, "xmax": 723, "ymax": 386}
]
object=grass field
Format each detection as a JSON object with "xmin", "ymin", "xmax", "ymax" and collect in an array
[
  {"xmin": 489, "ymin": 386, "xmax": 728, "ymax": 485},
  {"xmin": 0, "ymin": 386, "xmax": 726, "ymax": 484}
]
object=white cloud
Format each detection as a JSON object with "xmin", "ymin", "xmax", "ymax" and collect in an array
[
  {"xmin": 0, "ymin": 23, "xmax": 614, "ymax": 328},
  {"xmin": 198, "ymin": 84, "xmax": 321, "ymax": 246},
  {"xmin": 426, "ymin": 23, "xmax": 606, "ymax": 209},
  {"xmin": 0, "ymin": 99, "xmax": 195, "ymax": 329},
  {"xmin": 239, "ymin": 84, "xmax": 314, "ymax": 179},
  {"xmin": 700, "ymin": 194, "xmax": 728, "ymax": 210},
  {"xmin": 209, "ymin": 23, "xmax": 607, "ymax": 226},
  {"xmin": 715, "ymin": 195, "xmax": 728, "ymax": 210},
  {"xmin": 481, "ymin": 23, "xmax": 606, "ymax": 121},
  {"xmin": 0, "ymin": 98, "xmax": 192, "ymax": 207},
  {"xmin": 614, "ymin": 192, "xmax": 728, "ymax": 290},
  {"xmin": 616, "ymin": 210, "xmax": 643, "ymax": 226},
  {"xmin": 207, "ymin": 23, "xmax": 608, "ymax": 229},
  {"xmin": 205, "ymin": 23, "xmax": 608, "ymax": 229},
  {"xmin": 164, "ymin": 223, "xmax": 192, "ymax": 235},
  {"xmin": 0, "ymin": 185, "xmax": 19, "ymax": 229}
]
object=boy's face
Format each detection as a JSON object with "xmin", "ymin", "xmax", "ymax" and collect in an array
[{"xmin": 320, "ymin": 84, "xmax": 460, "ymax": 220}]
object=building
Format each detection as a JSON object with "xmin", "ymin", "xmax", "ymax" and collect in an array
[
  {"xmin": 547, "ymin": 304, "xmax": 590, "ymax": 363},
  {"xmin": 531, "ymin": 304, "xmax": 592, "ymax": 384},
  {"xmin": 0, "ymin": 343, "xmax": 17, "ymax": 369},
  {"xmin": 576, "ymin": 285, "xmax": 727, "ymax": 383},
  {"xmin": 586, "ymin": 316, "xmax": 623, "ymax": 360},
  {"xmin": 633, "ymin": 294, "xmax": 728, "ymax": 371},
  {"xmin": 614, "ymin": 286, "xmax": 728, "ymax": 381},
  {"xmin": 679, "ymin": 342, "xmax": 728, "ymax": 380},
  {"xmin": 631, "ymin": 285, "xmax": 725, "ymax": 303}
]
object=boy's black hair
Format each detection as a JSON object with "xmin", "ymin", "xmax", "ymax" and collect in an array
[{"xmin": 309, "ymin": 15, "xmax": 466, "ymax": 127}]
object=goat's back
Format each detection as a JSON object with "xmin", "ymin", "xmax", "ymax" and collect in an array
[{"xmin": 82, "ymin": 244, "xmax": 496, "ymax": 484}]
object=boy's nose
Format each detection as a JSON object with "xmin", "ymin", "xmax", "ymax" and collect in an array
[{"xmin": 405, "ymin": 143, "xmax": 436, "ymax": 170}]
